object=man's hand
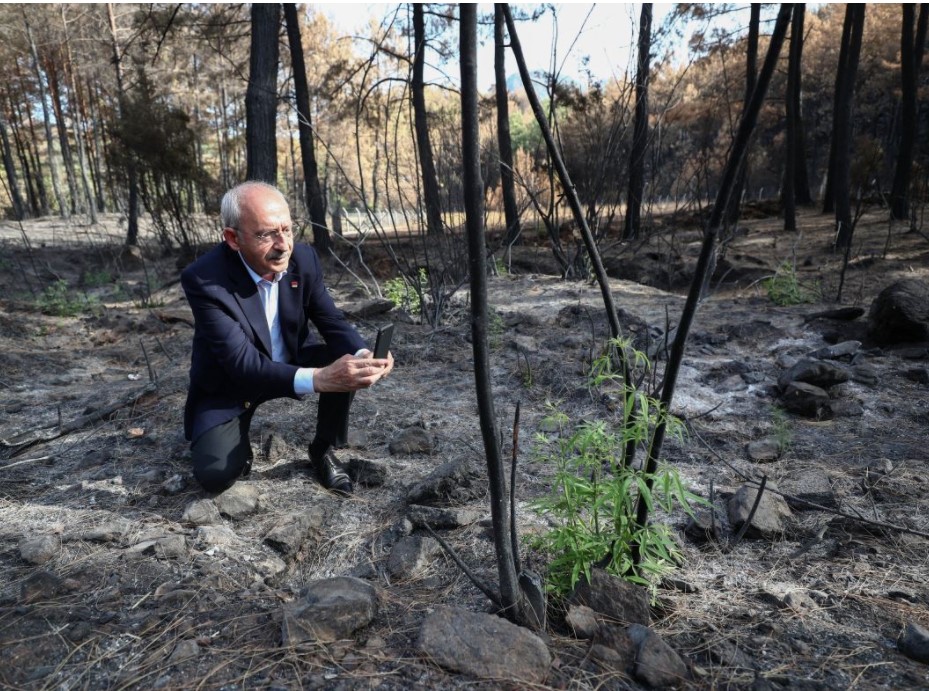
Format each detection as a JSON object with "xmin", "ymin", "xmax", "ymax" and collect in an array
[{"xmin": 313, "ymin": 352, "xmax": 394, "ymax": 393}]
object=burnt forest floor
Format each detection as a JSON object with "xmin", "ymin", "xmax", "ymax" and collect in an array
[{"xmin": 1, "ymin": 205, "xmax": 928, "ymax": 690}]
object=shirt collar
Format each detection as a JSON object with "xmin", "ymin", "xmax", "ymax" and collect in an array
[{"xmin": 238, "ymin": 252, "xmax": 285, "ymax": 285}]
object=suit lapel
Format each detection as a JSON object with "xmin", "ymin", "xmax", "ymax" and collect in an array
[
  {"xmin": 226, "ymin": 247, "xmax": 273, "ymax": 357},
  {"xmin": 279, "ymin": 261, "xmax": 302, "ymax": 361}
]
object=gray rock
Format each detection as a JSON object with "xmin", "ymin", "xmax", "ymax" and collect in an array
[
  {"xmin": 590, "ymin": 624, "xmax": 636, "ymax": 669},
  {"xmin": 782, "ymin": 590, "xmax": 818, "ymax": 613},
  {"xmin": 347, "ymin": 457, "xmax": 387, "ymax": 487},
  {"xmin": 569, "ymin": 568, "xmax": 650, "ymax": 626},
  {"xmin": 161, "ymin": 474, "xmax": 186, "ymax": 495},
  {"xmin": 747, "ymin": 438, "xmax": 782, "ymax": 462},
  {"xmin": 389, "ymin": 426, "xmax": 436, "ymax": 455},
  {"xmin": 408, "ymin": 504, "xmax": 482, "ymax": 529},
  {"xmin": 128, "ymin": 534, "xmax": 187, "ymax": 559},
  {"xmin": 811, "ymin": 340, "xmax": 860, "ymax": 360},
  {"xmin": 167, "ymin": 639, "xmax": 200, "ymax": 664},
  {"xmin": 869, "ymin": 279, "xmax": 929, "ymax": 345},
  {"xmin": 214, "ymin": 483, "xmax": 260, "ymax": 519},
  {"xmin": 628, "ymin": 623, "xmax": 691, "ymax": 687},
  {"xmin": 406, "ymin": 459, "xmax": 484, "ymax": 506},
  {"xmin": 264, "ymin": 508, "xmax": 326, "ymax": 556},
  {"xmin": 19, "ymin": 535, "xmax": 60, "ymax": 565},
  {"xmin": 387, "ymin": 535, "xmax": 440, "ymax": 580},
  {"xmin": 831, "ymin": 399, "xmax": 864, "ymax": 417},
  {"xmin": 281, "ymin": 577, "xmax": 377, "ymax": 644},
  {"xmin": 565, "ymin": 604, "xmax": 600, "ymax": 639},
  {"xmin": 904, "ymin": 368, "xmax": 929, "ymax": 385},
  {"xmin": 182, "ymin": 499, "xmax": 221, "ymax": 526},
  {"xmin": 76, "ymin": 519, "xmax": 131, "ymax": 543},
  {"xmin": 851, "ymin": 363, "xmax": 880, "ymax": 386},
  {"xmin": 782, "ymin": 470, "xmax": 837, "ymax": 509},
  {"xmin": 728, "ymin": 483, "xmax": 792, "ymax": 539},
  {"xmin": 684, "ymin": 509, "xmax": 721, "ymax": 544},
  {"xmin": 899, "ymin": 621, "xmax": 929, "ymax": 664},
  {"xmin": 781, "ymin": 381, "xmax": 831, "ymax": 418},
  {"xmin": 418, "ymin": 607, "xmax": 551, "ymax": 684},
  {"xmin": 193, "ymin": 525, "xmax": 240, "ymax": 547},
  {"xmin": 778, "ymin": 359, "xmax": 849, "ymax": 391}
]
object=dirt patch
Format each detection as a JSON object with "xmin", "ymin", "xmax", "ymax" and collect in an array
[{"xmin": 1, "ymin": 208, "xmax": 929, "ymax": 689}]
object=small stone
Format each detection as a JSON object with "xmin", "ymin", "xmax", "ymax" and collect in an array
[
  {"xmin": 565, "ymin": 604, "xmax": 600, "ymax": 639},
  {"xmin": 137, "ymin": 468, "xmax": 163, "ymax": 483},
  {"xmin": 387, "ymin": 535, "xmax": 440, "ymax": 580},
  {"xmin": 77, "ymin": 519, "xmax": 131, "ymax": 543},
  {"xmin": 898, "ymin": 621, "xmax": 929, "ymax": 664},
  {"xmin": 628, "ymin": 623, "xmax": 691, "ymax": 687},
  {"xmin": 129, "ymin": 534, "xmax": 187, "ymax": 559},
  {"xmin": 193, "ymin": 525, "xmax": 239, "ymax": 547},
  {"xmin": 781, "ymin": 381, "xmax": 831, "ymax": 418},
  {"xmin": 19, "ymin": 535, "xmax": 60, "ymax": 565},
  {"xmin": 406, "ymin": 459, "xmax": 484, "ymax": 506},
  {"xmin": 408, "ymin": 505, "xmax": 482, "ymax": 529},
  {"xmin": 783, "ymin": 590, "xmax": 818, "ymax": 613},
  {"xmin": 161, "ymin": 474, "xmax": 186, "ymax": 495},
  {"xmin": 810, "ymin": 341, "xmax": 860, "ymax": 360},
  {"xmin": 777, "ymin": 359, "xmax": 849, "ymax": 391},
  {"xmin": 262, "ymin": 433, "xmax": 296, "ymax": 461},
  {"xmin": 782, "ymin": 470, "xmax": 837, "ymax": 510},
  {"xmin": 569, "ymin": 568, "xmax": 650, "ymax": 626},
  {"xmin": 214, "ymin": 483, "xmax": 260, "ymax": 519},
  {"xmin": 851, "ymin": 363, "xmax": 880, "ymax": 386},
  {"xmin": 728, "ymin": 482, "xmax": 792, "ymax": 539},
  {"xmin": 389, "ymin": 426, "xmax": 436, "ymax": 455},
  {"xmin": 182, "ymin": 499, "xmax": 221, "ymax": 526},
  {"xmin": 167, "ymin": 639, "xmax": 200, "ymax": 665},
  {"xmin": 264, "ymin": 508, "xmax": 326, "ymax": 556},
  {"xmin": 831, "ymin": 399, "xmax": 864, "ymax": 417},
  {"xmin": 903, "ymin": 368, "xmax": 929, "ymax": 385},
  {"xmin": 346, "ymin": 457, "xmax": 387, "ymax": 487},
  {"xmin": 66, "ymin": 621, "xmax": 93, "ymax": 642},
  {"xmin": 418, "ymin": 607, "xmax": 551, "ymax": 684},
  {"xmin": 684, "ymin": 510, "xmax": 721, "ymax": 543},
  {"xmin": 590, "ymin": 624, "xmax": 636, "ymax": 669},
  {"xmin": 282, "ymin": 577, "xmax": 378, "ymax": 644},
  {"xmin": 747, "ymin": 438, "xmax": 782, "ymax": 462}
]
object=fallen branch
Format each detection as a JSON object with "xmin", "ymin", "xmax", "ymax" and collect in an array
[{"xmin": 1, "ymin": 382, "xmax": 157, "ymax": 456}]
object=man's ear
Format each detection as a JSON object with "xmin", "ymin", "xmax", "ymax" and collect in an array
[{"xmin": 222, "ymin": 227, "xmax": 241, "ymax": 251}]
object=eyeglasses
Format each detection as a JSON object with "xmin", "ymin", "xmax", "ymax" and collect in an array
[{"xmin": 238, "ymin": 227, "xmax": 293, "ymax": 245}]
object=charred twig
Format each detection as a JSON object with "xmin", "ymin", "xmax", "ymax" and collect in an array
[
  {"xmin": 140, "ymin": 339, "xmax": 157, "ymax": 385},
  {"xmin": 727, "ymin": 474, "xmax": 767, "ymax": 550},
  {"xmin": 422, "ymin": 524, "xmax": 503, "ymax": 610},
  {"xmin": 1, "ymin": 382, "xmax": 157, "ymax": 456}
]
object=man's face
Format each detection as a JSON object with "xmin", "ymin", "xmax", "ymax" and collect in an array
[{"xmin": 223, "ymin": 187, "xmax": 294, "ymax": 278}]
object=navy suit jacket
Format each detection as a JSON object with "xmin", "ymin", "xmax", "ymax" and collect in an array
[{"xmin": 181, "ymin": 242, "xmax": 367, "ymax": 443}]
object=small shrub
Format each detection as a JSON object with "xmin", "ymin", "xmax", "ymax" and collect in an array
[
  {"xmin": 83, "ymin": 269, "xmax": 113, "ymax": 288},
  {"xmin": 763, "ymin": 261, "xmax": 817, "ymax": 306},
  {"xmin": 38, "ymin": 279, "xmax": 99, "ymax": 317},
  {"xmin": 384, "ymin": 267, "xmax": 427, "ymax": 315},
  {"xmin": 530, "ymin": 342, "xmax": 701, "ymax": 596}
]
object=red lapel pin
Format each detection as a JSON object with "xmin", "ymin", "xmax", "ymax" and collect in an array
[{"xmin": 290, "ymin": 280, "xmax": 299, "ymax": 289}]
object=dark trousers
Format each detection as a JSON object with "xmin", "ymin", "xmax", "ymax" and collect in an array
[{"xmin": 191, "ymin": 391, "xmax": 353, "ymax": 494}]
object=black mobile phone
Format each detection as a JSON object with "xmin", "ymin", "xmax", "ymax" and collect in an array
[{"xmin": 373, "ymin": 324, "xmax": 394, "ymax": 359}]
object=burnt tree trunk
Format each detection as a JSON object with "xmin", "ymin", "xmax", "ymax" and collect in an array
[
  {"xmin": 0, "ymin": 114, "xmax": 25, "ymax": 220},
  {"xmin": 494, "ymin": 5, "xmax": 521, "ymax": 248},
  {"xmin": 783, "ymin": 4, "xmax": 799, "ymax": 231},
  {"xmin": 832, "ymin": 4, "xmax": 865, "ymax": 250},
  {"xmin": 890, "ymin": 4, "xmax": 929, "ymax": 221},
  {"xmin": 107, "ymin": 3, "xmax": 139, "ymax": 245},
  {"xmin": 623, "ymin": 3, "xmax": 652, "ymax": 240},
  {"xmin": 246, "ymin": 3, "xmax": 280, "ymax": 184},
  {"xmin": 633, "ymin": 4, "xmax": 794, "ymax": 564},
  {"xmin": 727, "ymin": 3, "xmax": 760, "ymax": 224},
  {"xmin": 412, "ymin": 3, "xmax": 444, "ymax": 235},
  {"xmin": 284, "ymin": 3, "xmax": 330, "ymax": 251}
]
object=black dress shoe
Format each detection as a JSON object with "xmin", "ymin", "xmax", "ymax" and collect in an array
[{"xmin": 311, "ymin": 449, "xmax": 353, "ymax": 495}]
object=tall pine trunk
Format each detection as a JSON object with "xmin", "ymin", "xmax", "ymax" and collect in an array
[
  {"xmin": 107, "ymin": 3, "xmax": 139, "ymax": 245},
  {"xmin": 832, "ymin": 5, "xmax": 865, "ymax": 250},
  {"xmin": 284, "ymin": 4, "xmax": 330, "ymax": 251},
  {"xmin": 783, "ymin": 5, "xmax": 799, "ymax": 231},
  {"xmin": 623, "ymin": 3, "xmax": 653, "ymax": 240},
  {"xmin": 0, "ymin": 114, "xmax": 25, "ymax": 220},
  {"xmin": 890, "ymin": 4, "xmax": 929, "ymax": 221},
  {"xmin": 246, "ymin": 3, "xmax": 280, "ymax": 184},
  {"xmin": 727, "ymin": 4, "xmax": 760, "ymax": 224},
  {"xmin": 412, "ymin": 4, "xmax": 443, "ymax": 235},
  {"xmin": 494, "ymin": 5, "xmax": 521, "ymax": 249}
]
